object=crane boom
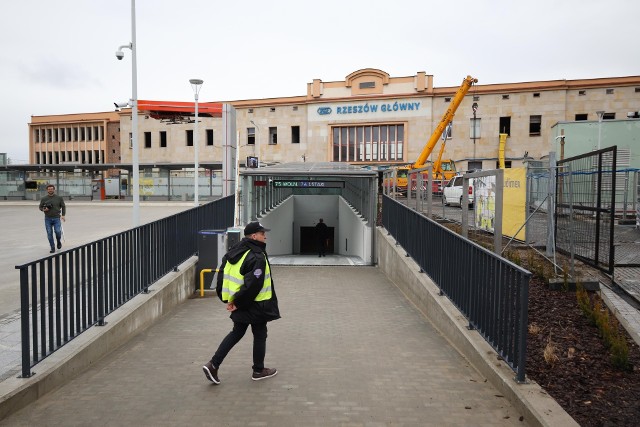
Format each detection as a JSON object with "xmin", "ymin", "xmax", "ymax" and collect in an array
[{"xmin": 412, "ymin": 75, "xmax": 477, "ymax": 169}]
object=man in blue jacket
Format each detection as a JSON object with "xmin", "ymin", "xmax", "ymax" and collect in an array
[{"xmin": 203, "ymin": 221, "xmax": 280, "ymax": 384}]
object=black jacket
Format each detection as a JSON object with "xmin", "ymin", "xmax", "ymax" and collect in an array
[{"xmin": 216, "ymin": 237, "xmax": 280, "ymax": 324}]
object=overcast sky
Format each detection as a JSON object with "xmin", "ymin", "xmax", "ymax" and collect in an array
[{"xmin": 1, "ymin": 0, "xmax": 638, "ymax": 163}]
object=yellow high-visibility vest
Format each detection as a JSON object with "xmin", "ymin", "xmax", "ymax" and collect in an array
[{"xmin": 221, "ymin": 250, "xmax": 272, "ymax": 302}]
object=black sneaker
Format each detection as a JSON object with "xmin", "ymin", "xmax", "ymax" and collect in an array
[
  {"xmin": 202, "ymin": 361, "xmax": 220, "ymax": 384},
  {"xmin": 57, "ymin": 241, "xmax": 62, "ymax": 249},
  {"xmin": 252, "ymin": 367, "xmax": 277, "ymax": 381},
  {"xmin": 49, "ymin": 249, "xmax": 55, "ymax": 254}
]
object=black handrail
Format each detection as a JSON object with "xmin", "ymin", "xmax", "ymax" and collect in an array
[
  {"xmin": 382, "ymin": 195, "xmax": 531, "ymax": 382},
  {"xmin": 16, "ymin": 196, "xmax": 235, "ymax": 378}
]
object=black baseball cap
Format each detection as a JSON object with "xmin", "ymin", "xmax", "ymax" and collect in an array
[{"xmin": 244, "ymin": 221, "xmax": 270, "ymax": 235}]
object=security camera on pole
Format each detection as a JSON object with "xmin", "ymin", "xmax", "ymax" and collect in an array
[{"xmin": 115, "ymin": 0, "xmax": 140, "ymax": 227}]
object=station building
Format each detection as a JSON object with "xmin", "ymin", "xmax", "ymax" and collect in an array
[{"xmin": 28, "ymin": 68, "xmax": 640, "ymax": 176}]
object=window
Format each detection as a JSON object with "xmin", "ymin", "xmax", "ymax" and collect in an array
[
  {"xmin": 499, "ymin": 116, "xmax": 511, "ymax": 135},
  {"xmin": 533, "ymin": 93, "xmax": 540, "ymax": 98},
  {"xmin": 606, "ymin": 88, "xmax": 614, "ymax": 95},
  {"xmin": 502, "ymin": 94, "xmax": 510, "ymax": 100},
  {"xmin": 529, "ymin": 115, "xmax": 542, "ymax": 136},
  {"xmin": 579, "ymin": 90, "xmax": 586, "ymax": 96},
  {"xmin": 444, "ymin": 97, "xmax": 451, "ymax": 102},
  {"xmin": 268, "ymin": 127, "xmax": 277, "ymax": 145},
  {"xmin": 186, "ymin": 130, "xmax": 193, "ymax": 146},
  {"xmin": 603, "ymin": 112, "xmax": 616, "ymax": 120},
  {"xmin": 206, "ymin": 129, "xmax": 214, "ymax": 146},
  {"xmin": 144, "ymin": 132, "xmax": 151, "ymax": 148},
  {"xmin": 247, "ymin": 127, "xmax": 255, "ymax": 145},
  {"xmin": 129, "ymin": 132, "xmax": 132, "ymax": 148},
  {"xmin": 332, "ymin": 124, "xmax": 404, "ymax": 163},
  {"xmin": 248, "ymin": 108, "xmax": 253, "ymax": 113},
  {"xmin": 80, "ymin": 127, "xmax": 85, "ymax": 141},
  {"xmin": 270, "ymin": 107, "xmax": 276, "ymax": 112},
  {"xmin": 359, "ymin": 81, "xmax": 375, "ymax": 89},
  {"xmin": 291, "ymin": 126, "xmax": 300, "ymax": 144},
  {"xmin": 94, "ymin": 126, "xmax": 99, "ymax": 140},
  {"xmin": 473, "ymin": 95, "xmax": 479, "ymax": 101},
  {"xmin": 160, "ymin": 131, "xmax": 167, "ymax": 147},
  {"xmin": 635, "ymin": 88, "xmax": 640, "ymax": 93},
  {"xmin": 575, "ymin": 114, "xmax": 588, "ymax": 121},
  {"xmin": 445, "ymin": 123, "xmax": 453, "ymax": 139},
  {"xmin": 470, "ymin": 118, "xmax": 480, "ymax": 140},
  {"xmin": 496, "ymin": 160, "xmax": 512, "ymax": 168},
  {"xmin": 292, "ymin": 106, "xmax": 298, "ymax": 111}
]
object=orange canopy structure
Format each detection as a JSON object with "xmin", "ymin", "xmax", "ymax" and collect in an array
[{"xmin": 137, "ymin": 100, "xmax": 223, "ymax": 123}]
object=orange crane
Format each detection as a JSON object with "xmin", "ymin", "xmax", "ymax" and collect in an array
[{"xmin": 385, "ymin": 75, "xmax": 478, "ymax": 194}]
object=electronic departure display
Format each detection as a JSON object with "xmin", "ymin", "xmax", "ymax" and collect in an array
[{"xmin": 272, "ymin": 180, "xmax": 345, "ymax": 188}]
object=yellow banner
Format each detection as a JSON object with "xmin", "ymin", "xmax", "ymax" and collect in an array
[{"xmin": 502, "ymin": 168, "xmax": 526, "ymax": 241}]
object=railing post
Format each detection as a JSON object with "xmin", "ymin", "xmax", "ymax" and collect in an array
[
  {"xmin": 515, "ymin": 273, "xmax": 530, "ymax": 383},
  {"xmin": 97, "ymin": 242, "xmax": 106, "ymax": 326},
  {"xmin": 19, "ymin": 267, "xmax": 33, "ymax": 378}
]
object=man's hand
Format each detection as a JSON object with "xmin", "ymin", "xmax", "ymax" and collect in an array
[
  {"xmin": 226, "ymin": 302, "xmax": 237, "ymax": 312},
  {"xmin": 61, "ymin": 216, "xmax": 66, "ymax": 222}
]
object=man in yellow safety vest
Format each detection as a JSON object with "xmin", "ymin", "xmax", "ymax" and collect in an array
[{"xmin": 203, "ymin": 221, "xmax": 281, "ymax": 384}]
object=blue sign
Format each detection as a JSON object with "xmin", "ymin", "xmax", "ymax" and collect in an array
[{"xmin": 317, "ymin": 107, "xmax": 332, "ymax": 115}]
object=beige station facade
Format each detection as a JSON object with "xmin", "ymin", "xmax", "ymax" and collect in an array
[{"xmin": 29, "ymin": 68, "xmax": 640, "ymax": 174}]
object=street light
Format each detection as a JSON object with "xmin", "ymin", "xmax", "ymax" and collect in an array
[
  {"xmin": 190, "ymin": 79, "xmax": 204, "ymax": 206},
  {"xmin": 115, "ymin": 0, "xmax": 139, "ymax": 227},
  {"xmin": 596, "ymin": 110, "xmax": 605, "ymax": 150},
  {"xmin": 250, "ymin": 120, "xmax": 260, "ymax": 167},
  {"xmin": 471, "ymin": 102, "xmax": 479, "ymax": 166}
]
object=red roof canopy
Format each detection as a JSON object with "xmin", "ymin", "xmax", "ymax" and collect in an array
[{"xmin": 138, "ymin": 100, "xmax": 223, "ymax": 117}]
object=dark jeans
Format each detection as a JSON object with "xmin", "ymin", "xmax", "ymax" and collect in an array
[
  {"xmin": 211, "ymin": 321, "xmax": 267, "ymax": 372},
  {"xmin": 44, "ymin": 216, "xmax": 62, "ymax": 250},
  {"xmin": 318, "ymin": 238, "xmax": 326, "ymax": 256}
]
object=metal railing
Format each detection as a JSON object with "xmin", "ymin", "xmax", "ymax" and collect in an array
[
  {"xmin": 16, "ymin": 196, "xmax": 235, "ymax": 378},
  {"xmin": 382, "ymin": 195, "xmax": 531, "ymax": 382}
]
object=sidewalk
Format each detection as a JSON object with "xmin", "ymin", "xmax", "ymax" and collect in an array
[{"xmin": 1, "ymin": 266, "xmax": 533, "ymax": 426}]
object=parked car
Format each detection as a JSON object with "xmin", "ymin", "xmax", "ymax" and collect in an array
[{"xmin": 442, "ymin": 175, "xmax": 475, "ymax": 208}]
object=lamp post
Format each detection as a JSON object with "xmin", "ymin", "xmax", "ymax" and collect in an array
[
  {"xmin": 596, "ymin": 110, "xmax": 605, "ymax": 150},
  {"xmin": 250, "ymin": 120, "xmax": 260, "ymax": 167},
  {"xmin": 190, "ymin": 79, "xmax": 204, "ymax": 206},
  {"xmin": 471, "ymin": 102, "xmax": 478, "ymax": 165},
  {"xmin": 115, "ymin": 0, "xmax": 140, "ymax": 227}
]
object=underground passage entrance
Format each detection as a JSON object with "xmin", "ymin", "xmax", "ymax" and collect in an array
[
  {"xmin": 237, "ymin": 162, "xmax": 378, "ymax": 265},
  {"xmin": 299, "ymin": 226, "xmax": 335, "ymax": 255}
]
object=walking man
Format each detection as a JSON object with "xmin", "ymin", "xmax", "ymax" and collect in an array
[
  {"xmin": 203, "ymin": 221, "xmax": 280, "ymax": 384},
  {"xmin": 315, "ymin": 218, "xmax": 328, "ymax": 257},
  {"xmin": 39, "ymin": 184, "xmax": 66, "ymax": 254}
]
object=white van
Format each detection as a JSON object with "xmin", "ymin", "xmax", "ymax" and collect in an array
[{"xmin": 442, "ymin": 175, "xmax": 475, "ymax": 208}]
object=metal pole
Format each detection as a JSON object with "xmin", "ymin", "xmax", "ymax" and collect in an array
[
  {"xmin": 194, "ymin": 92, "xmax": 199, "ymax": 206},
  {"xmin": 190, "ymin": 79, "xmax": 204, "ymax": 206},
  {"xmin": 131, "ymin": 0, "xmax": 140, "ymax": 226}
]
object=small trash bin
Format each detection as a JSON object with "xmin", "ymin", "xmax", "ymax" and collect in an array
[{"xmin": 197, "ymin": 230, "xmax": 226, "ymax": 291}]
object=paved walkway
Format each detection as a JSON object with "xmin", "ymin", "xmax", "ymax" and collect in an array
[{"xmin": 1, "ymin": 266, "xmax": 530, "ymax": 426}]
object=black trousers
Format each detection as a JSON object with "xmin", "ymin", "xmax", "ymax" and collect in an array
[{"xmin": 211, "ymin": 321, "xmax": 267, "ymax": 371}]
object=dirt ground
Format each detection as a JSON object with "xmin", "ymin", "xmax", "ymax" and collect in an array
[
  {"xmin": 526, "ymin": 271, "xmax": 640, "ymax": 426},
  {"xmin": 464, "ymin": 225, "xmax": 640, "ymax": 426}
]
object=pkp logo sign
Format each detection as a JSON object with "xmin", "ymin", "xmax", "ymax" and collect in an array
[{"xmin": 317, "ymin": 107, "xmax": 332, "ymax": 115}]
